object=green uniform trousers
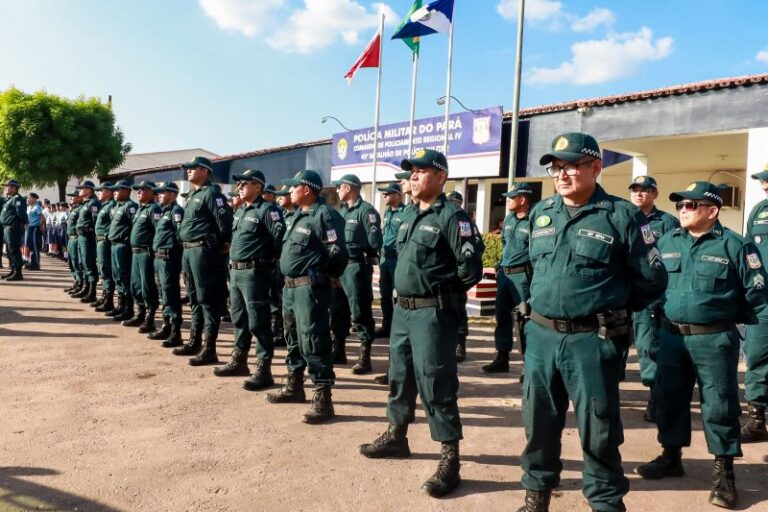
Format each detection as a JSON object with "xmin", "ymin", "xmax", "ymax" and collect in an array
[
  {"xmin": 4, "ymin": 225, "xmax": 23, "ymax": 270},
  {"xmin": 494, "ymin": 271, "xmax": 529, "ymax": 353},
  {"xmin": 378, "ymin": 256, "xmax": 397, "ymax": 328},
  {"xmin": 77, "ymin": 234, "xmax": 98, "ymax": 283},
  {"xmin": 231, "ymin": 267, "xmax": 273, "ymax": 361},
  {"xmin": 67, "ymin": 236, "xmax": 82, "ymax": 280},
  {"xmin": 744, "ymin": 313, "xmax": 768, "ymax": 408},
  {"xmin": 333, "ymin": 261, "xmax": 375, "ymax": 344},
  {"xmin": 182, "ymin": 246, "xmax": 225, "ymax": 338},
  {"xmin": 110, "ymin": 243, "xmax": 132, "ymax": 295},
  {"xmin": 632, "ymin": 304, "xmax": 658, "ymax": 387},
  {"xmin": 154, "ymin": 250, "xmax": 182, "ymax": 322},
  {"xmin": 283, "ymin": 283, "xmax": 335, "ymax": 385},
  {"xmin": 270, "ymin": 267, "xmax": 283, "ymax": 317},
  {"xmin": 521, "ymin": 320, "xmax": 628, "ymax": 512},
  {"xmin": 387, "ymin": 304, "xmax": 462, "ymax": 442},
  {"xmin": 653, "ymin": 327, "xmax": 742, "ymax": 457},
  {"xmin": 96, "ymin": 240, "xmax": 114, "ymax": 293},
  {"xmin": 130, "ymin": 251, "xmax": 158, "ymax": 308}
]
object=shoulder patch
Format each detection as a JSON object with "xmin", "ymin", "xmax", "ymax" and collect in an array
[
  {"xmin": 747, "ymin": 252, "xmax": 762, "ymax": 269},
  {"xmin": 216, "ymin": 197, "xmax": 224, "ymax": 207},
  {"xmin": 173, "ymin": 213, "xmax": 182, "ymax": 222},
  {"xmin": 129, "ymin": 207, "xmax": 136, "ymax": 214},
  {"xmin": 640, "ymin": 224, "xmax": 655, "ymax": 245},
  {"xmin": 368, "ymin": 213, "xmax": 377, "ymax": 224},
  {"xmin": 326, "ymin": 229, "xmax": 338, "ymax": 242},
  {"xmin": 153, "ymin": 213, "xmax": 161, "ymax": 220},
  {"xmin": 459, "ymin": 220, "xmax": 472, "ymax": 237},
  {"xmin": 270, "ymin": 211, "xmax": 280, "ymax": 221}
]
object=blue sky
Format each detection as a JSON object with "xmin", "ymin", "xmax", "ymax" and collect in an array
[{"xmin": 1, "ymin": 0, "xmax": 767, "ymax": 157}]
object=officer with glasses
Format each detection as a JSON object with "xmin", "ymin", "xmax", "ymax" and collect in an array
[{"xmin": 636, "ymin": 181, "xmax": 768, "ymax": 510}]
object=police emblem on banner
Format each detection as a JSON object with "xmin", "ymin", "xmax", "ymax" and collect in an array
[
  {"xmin": 336, "ymin": 138, "xmax": 348, "ymax": 161},
  {"xmin": 472, "ymin": 116, "xmax": 491, "ymax": 145},
  {"xmin": 326, "ymin": 229, "xmax": 338, "ymax": 242},
  {"xmin": 748, "ymin": 252, "xmax": 762, "ymax": 269}
]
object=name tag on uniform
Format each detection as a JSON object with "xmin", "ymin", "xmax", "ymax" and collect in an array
[
  {"xmin": 701, "ymin": 255, "xmax": 728, "ymax": 265},
  {"xmin": 347, "ymin": 219, "xmax": 359, "ymax": 225},
  {"xmin": 245, "ymin": 217, "xmax": 258, "ymax": 223},
  {"xmin": 754, "ymin": 220, "xmax": 768, "ymax": 225},
  {"xmin": 578, "ymin": 228, "xmax": 614, "ymax": 245},
  {"xmin": 532, "ymin": 227, "xmax": 555, "ymax": 238},
  {"xmin": 662, "ymin": 252, "xmax": 681, "ymax": 259},
  {"xmin": 419, "ymin": 225, "xmax": 440, "ymax": 235},
  {"xmin": 295, "ymin": 226, "xmax": 311, "ymax": 235}
]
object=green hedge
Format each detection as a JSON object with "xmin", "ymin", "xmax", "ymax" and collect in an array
[{"xmin": 481, "ymin": 233, "xmax": 502, "ymax": 269}]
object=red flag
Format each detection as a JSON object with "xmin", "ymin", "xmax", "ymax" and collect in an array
[{"xmin": 344, "ymin": 30, "xmax": 381, "ymax": 84}]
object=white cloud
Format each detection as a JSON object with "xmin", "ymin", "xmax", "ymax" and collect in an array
[
  {"xmin": 497, "ymin": 0, "xmax": 564, "ymax": 22},
  {"xmin": 571, "ymin": 7, "xmax": 614, "ymax": 32},
  {"xmin": 199, "ymin": 0, "xmax": 285, "ymax": 37},
  {"xmin": 529, "ymin": 27, "xmax": 673, "ymax": 85},
  {"xmin": 757, "ymin": 48, "xmax": 768, "ymax": 64}
]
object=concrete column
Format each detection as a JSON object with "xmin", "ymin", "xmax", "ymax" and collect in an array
[
  {"xmin": 744, "ymin": 128, "xmax": 768, "ymax": 234},
  {"xmin": 475, "ymin": 180, "xmax": 493, "ymax": 233},
  {"xmin": 632, "ymin": 155, "xmax": 648, "ymax": 178}
]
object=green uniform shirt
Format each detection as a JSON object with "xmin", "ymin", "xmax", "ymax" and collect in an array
[
  {"xmin": 229, "ymin": 196, "xmax": 285, "ymax": 262},
  {"xmin": 152, "ymin": 203, "xmax": 184, "ymax": 252},
  {"xmin": 130, "ymin": 201, "xmax": 162, "ymax": 248},
  {"xmin": 644, "ymin": 206, "xmax": 679, "ymax": 239},
  {"xmin": 659, "ymin": 221, "xmax": 768, "ymax": 325},
  {"xmin": 95, "ymin": 199, "xmax": 116, "ymax": 237},
  {"xmin": 108, "ymin": 199, "xmax": 138, "ymax": 243},
  {"xmin": 393, "ymin": 194, "xmax": 484, "ymax": 297},
  {"xmin": 279, "ymin": 198, "xmax": 348, "ymax": 279},
  {"xmin": 75, "ymin": 197, "xmax": 101, "ymax": 230},
  {"xmin": 499, "ymin": 212, "xmax": 530, "ymax": 268},
  {"xmin": 746, "ymin": 198, "xmax": 768, "ymax": 263},
  {"xmin": 179, "ymin": 181, "xmax": 232, "ymax": 244},
  {"xmin": 382, "ymin": 204, "xmax": 406, "ymax": 257},
  {"xmin": 0, "ymin": 194, "xmax": 28, "ymax": 227},
  {"xmin": 339, "ymin": 197, "xmax": 382, "ymax": 260},
  {"xmin": 528, "ymin": 185, "xmax": 667, "ymax": 318},
  {"xmin": 66, "ymin": 204, "xmax": 82, "ymax": 236}
]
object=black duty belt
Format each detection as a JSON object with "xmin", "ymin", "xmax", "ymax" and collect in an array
[
  {"xmin": 96, "ymin": 235, "xmax": 108, "ymax": 242},
  {"xmin": 502, "ymin": 263, "xmax": 531, "ymax": 275},
  {"xmin": 110, "ymin": 240, "xmax": 129, "ymax": 245},
  {"xmin": 155, "ymin": 249, "xmax": 172, "ymax": 260},
  {"xmin": 230, "ymin": 260, "xmax": 271, "ymax": 270},
  {"xmin": 530, "ymin": 309, "xmax": 628, "ymax": 334},
  {"xmin": 183, "ymin": 241, "xmax": 206, "ymax": 249},
  {"xmin": 397, "ymin": 294, "xmax": 457, "ymax": 310},
  {"xmin": 284, "ymin": 276, "xmax": 312, "ymax": 288},
  {"xmin": 662, "ymin": 319, "xmax": 734, "ymax": 336},
  {"xmin": 68, "ymin": 234, "xmax": 78, "ymax": 240},
  {"xmin": 76, "ymin": 228, "xmax": 94, "ymax": 235},
  {"xmin": 132, "ymin": 246, "xmax": 150, "ymax": 254}
]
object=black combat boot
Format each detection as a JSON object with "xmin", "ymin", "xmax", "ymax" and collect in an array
[
  {"xmin": 740, "ymin": 402, "xmax": 768, "ymax": 443},
  {"xmin": 162, "ymin": 321, "xmax": 183, "ymax": 348},
  {"xmin": 351, "ymin": 342, "xmax": 372, "ymax": 375},
  {"xmin": 72, "ymin": 281, "xmax": 90, "ymax": 298},
  {"xmin": 5, "ymin": 268, "xmax": 22, "ymax": 281},
  {"xmin": 137, "ymin": 307, "xmax": 156, "ymax": 334},
  {"xmin": 266, "ymin": 370, "xmax": 306, "ymax": 403},
  {"xmin": 213, "ymin": 348, "xmax": 250, "ymax": 376},
  {"xmin": 147, "ymin": 317, "xmax": 172, "ymax": 340},
  {"xmin": 709, "ymin": 456, "xmax": 737, "ymax": 509},
  {"xmin": 302, "ymin": 384, "xmax": 335, "ymax": 424},
  {"xmin": 243, "ymin": 358, "xmax": 275, "ymax": 391},
  {"xmin": 455, "ymin": 339, "xmax": 467, "ymax": 362},
  {"xmin": 359, "ymin": 423, "xmax": 410, "ymax": 458},
  {"xmin": 64, "ymin": 280, "xmax": 79, "ymax": 293},
  {"xmin": 95, "ymin": 291, "xmax": 114, "ymax": 313},
  {"xmin": 516, "ymin": 490, "xmax": 552, "ymax": 512},
  {"xmin": 114, "ymin": 295, "xmax": 135, "ymax": 322},
  {"xmin": 188, "ymin": 335, "xmax": 218, "ymax": 366},
  {"xmin": 80, "ymin": 282, "xmax": 97, "ymax": 303},
  {"xmin": 635, "ymin": 446, "xmax": 685, "ymax": 479},
  {"xmin": 67, "ymin": 281, "xmax": 83, "ymax": 295},
  {"xmin": 1, "ymin": 269, "xmax": 15, "ymax": 280},
  {"xmin": 332, "ymin": 333, "xmax": 347, "ymax": 364},
  {"xmin": 422, "ymin": 441, "xmax": 461, "ymax": 497},
  {"xmin": 172, "ymin": 329, "xmax": 201, "ymax": 355},
  {"xmin": 91, "ymin": 289, "xmax": 107, "ymax": 308},
  {"xmin": 482, "ymin": 351, "xmax": 510, "ymax": 373},
  {"xmin": 271, "ymin": 312, "xmax": 286, "ymax": 347},
  {"xmin": 643, "ymin": 387, "xmax": 657, "ymax": 423},
  {"xmin": 373, "ymin": 372, "xmax": 388, "ymax": 385},
  {"xmin": 122, "ymin": 304, "xmax": 146, "ymax": 327},
  {"xmin": 106, "ymin": 293, "xmax": 124, "ymax": 317}
]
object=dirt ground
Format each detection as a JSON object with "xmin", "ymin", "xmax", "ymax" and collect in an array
[{"xmin": 0, "ymin": 257, "xmax": 766, "ymax": 512}]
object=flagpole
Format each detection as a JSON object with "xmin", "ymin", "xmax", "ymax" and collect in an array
[
  {"xmin": 371, "ymin": 13, "xmax": 385, "ymax": 208},
  {"xmin": 507, "ymin": 0, "xmax": 525, "ymax": 188},
  {"xmin": 407, "ymin": 51, "xmax": 419, "ymax": 155},
  {"xmin": 442, "ymin": 15, "xmax": 454, "ymax": 155}
]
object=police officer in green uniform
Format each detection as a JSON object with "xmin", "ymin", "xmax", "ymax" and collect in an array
[
  {"xmin": 149, "ymin": 181, "xmax": 185, "ymax": 347},
  {"xmin": 330, "ymin": 174, "xmax": 383, "ymax": 374},
  {"xmin": 92, "ymin": 182, "xmax": 117, "ymax": 313},
  {"xmin": 739, "ymin": 165, "xmax": 768, "ymax": 443},
  {"xmin": 517, "ymin": 133, "xmax": 667, "ymax": 512},
  {"xmin": 359, "ymin": 150, "xmax": 484, "ymax": 498},
  {"xmin": 628, "ymin": 175, "xmax": 679, "ymax": 422},
  {"xmin": 173, "ymin": 157, "xmax": 233, "ymax": 366},
  {"xmin": 106, "ymin": 181, "xmax": 139, "ymax": 321},
  {"xmin": 266, "ymin": 170, "xmax": 348, "ymax": 424},
  {"xmin": 72, "ymin": 181, "xmax": 101, "ymax": 303},
  {"xmin": 65, "ymin": 192, "xmax": 84, "ymax": 292},
  {"xmin": 213, "ymin": 170, "xmax": 285, "ymax": 390},
  {"xmin": 0, "ymin": 194, "xmax": 5, "ymax": 269},
  {"xmin": 1, "ymin": 179, "xmax": 28, "ymax": 281},
  {"xmin": 484, "ymin": 182, "xmax": 533, "ymax": 375},
  {"xmin": 375, "ymin": 182, "xmax": 405, "ymax": 339},
  {"xmin": 272, "ymin": 186, "xmax": 295, "ymax": 347},
  {"xmin": 636, "ymin": 182, "xmax": 768, "ymax": 510}
]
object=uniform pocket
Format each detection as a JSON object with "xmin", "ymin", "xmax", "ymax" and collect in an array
[
  {"xmin": 692, "ymin": 261, "xmax": 728, "ymax": 293},
  {"xmin": 411, "ymin": 228, "xmax": 440, "ymax": 266},
  {"xmin": 572, "ymin": 234, "xmax": 612, "ymax": 280}
]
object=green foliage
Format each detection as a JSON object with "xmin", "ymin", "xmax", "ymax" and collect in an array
[
  {"xmin": 0, "ymin": 88, "xmax": 131, "ymax": 198},
  {"xmin": 482, "ymin": 232, "xmax": 502, "ymax": 268}
]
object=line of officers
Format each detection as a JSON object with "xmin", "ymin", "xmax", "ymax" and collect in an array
[{"xmin": 18, "ymin": 129, "xmax": 768, "ymax": 510}]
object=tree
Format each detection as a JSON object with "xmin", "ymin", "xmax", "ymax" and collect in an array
[{"xmin": 0, "ymin": 88, "xmax": 131, "ymax": 200}]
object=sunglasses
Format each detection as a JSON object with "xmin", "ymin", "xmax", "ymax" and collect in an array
[{"xmin": 675, "ymin": 201, "xmax": 716, "ymax": 212}]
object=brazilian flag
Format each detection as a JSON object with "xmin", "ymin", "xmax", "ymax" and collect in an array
[{"xmin": 395, "ymin": 0, "xmax": 422, "ymax": 55}]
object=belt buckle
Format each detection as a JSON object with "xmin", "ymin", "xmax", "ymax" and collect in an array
[{"xmin": 555, "ymin": 318, "xmax": 571, "ymax": 333}]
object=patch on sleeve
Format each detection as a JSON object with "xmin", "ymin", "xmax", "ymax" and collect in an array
[
  {"xmin": 459, "ymin": 221, "xmax": 472, "ymax": 238},
  {"xmin": 270, "ymin": 211, "xmax": 280, "ymax": 221},
  {"xmin": 216, "ymin": 197, "xmax": 224, "ymax": 207},
  {"xmin": 326, "ymin": 229, "xmax": 338, "ymax": 242},
  {"xmin": 16, "ymin": 199, "xmax": 21, "ymax": 206},
  {"xmin": 747, "ymin": 252, "xmax": 762, "ymax": 269},
  {"xmin": 461, "ymin": 241, "xmax": 475, "ymax": 256},
  {"xmin": 368, "ymin": 213, "xmax": 377, "ymax": 224},
  {"xmin": 640, "ymin": 224, "xmax": 655, "ymax": 245},
  {"xmin": 129, "ymin": 207, "xmax": 136, "ymax": 214},
  {"xmin": 153, "ymin": 213, "xmax": 161, "ymax": 220},
  {"xmin": 91, "ymin": 206, "xmax": 98, "ymax": 213},
  {"xmin": 173, "ymin": 213, "xmax": 182, "ymax": 222},
  {"xmin": 647, "ymin": 247, "xmax": 662, "ymax": 268}
]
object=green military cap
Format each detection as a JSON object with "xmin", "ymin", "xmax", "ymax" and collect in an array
[
  {"xmin": 181, "ymin": 156, "xmax": 214, "ymax": 173},
  {"xmin": 331, "ymin": 174, "xmax": 362, "ymax": 189},
  {"xmin": 751, "ymin": 162, "xmax": 768, "ymax": 181},
  {"xmin": 539, "ymin": 132, "xmax": 602, "ymax": 165},
  {"xmin": 264, "ymin": 183, "xmax": 277, "ymax": 194},
  {"xmin": 669, "ymin": 181, "xmax": 723, "ymax": 206},
  {"xmin": 275, "ymin": 186, "xmax": 291, "ymax": 197},
  {"xmin": 503, "ymin": 182, "xmax": 533, "ymax": 198},
  {"xmin": 132, "ymin": 180, "xmax": 157, "ymax": 192},
  {"xmin": 232, "ymin": 168, "xmax": 266, "ymax": 184},
  {"xmin": 446, "ymin": 191, "xmax": 463, "ymax": 202},
  {"xmin": 629, "ymin": 176, "xmax": 658, "ymax": 189},
  {"xmin": 283, "ymin": 170, "xmax": 323, "ymax": 192},
  {"xmin": 395, "ymin": 171, "xmax": 412, "ymax": 180},
  {"xmin": 66, "ymin": 190, "xmax": 79, "ymax": 197},
  {"xmin": 5, "ymin": 179, "xmax": 20, "ymax": 188},
  {"xmin": 28, "ymin": 192, "xmax": 39, "ymax": 199},
  {"xmin": 153, "ymin": 181, "xmax": 179, "ymax": 194},
  {"xmin": 109, "ymin": 180, "xmax": 133, "ymax": 190},
  {"xmin": 377, "ymin": 182, "xmax": 402, "ymax": 194},
  {"xmin": 76, "ymin": 180, "xmax": 96, "ymax": 190},
  {"xmin": 95, "ymin": 181, "xmax": 115, "ymax": 191},
  {"xmin": 401, "ymin": 149, "xmax": 448, "ymax": 173}
]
